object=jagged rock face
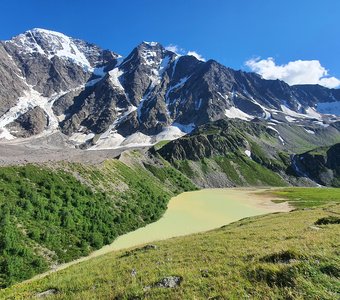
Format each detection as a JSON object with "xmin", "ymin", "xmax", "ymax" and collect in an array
[
  {"xmin": 119, "ymin": 42, "xmax": 174, "ymax": 106},
  {"xmin": 0, "ymin": 28, "xmax": 120, "ymax": 140},
  {"xmin": 57, "ymin": 75, "xmax": 132, "ymax": 135},
  {"xmin": 1, "ymin": 28, "xmax": 119, "ymax": 98},
  {"xmin": 116, "ymin": 52, "xmax": 202, "ymax": 135},
  {"xmin": 0, "ymin": 28, "xmax": 340, "ymax": 147},
  {"xmin": 326, "ymin": 144, "xmax": 340, "ymax": 169},
  {"xmin": 0, "ymin": 44, "xmax": 28, "ymax": 116},
  {"xmin": 292, "ymin": 144, "xmax": 340, "ymax": 186},
  {"xmin": 56, "ymin": 40, "xmax": 340, "ymax": 140},
  {"xmin": 52, "ymin": 88, "xmax": 85, "ymax": 117},
  {"xmin": 6, "ymin": 106, "xmax": 48, "ymax": 137},
  {"xmin": 293, "ymin": 84, "xmax": 340, "ymax": 106}
]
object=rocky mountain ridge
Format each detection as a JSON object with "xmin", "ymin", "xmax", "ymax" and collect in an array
[
  {"xmin": 0, "ymin": 28, "xmax": 340, "ymax": 149},
  {"xmin": 292, "ymin": 143, "xmax": 340, "ymax": 186}
]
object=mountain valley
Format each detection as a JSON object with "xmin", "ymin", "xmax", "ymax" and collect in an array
[{"xmin": 0, "ymin": 27, "xmax": 339, "ymax": 298}]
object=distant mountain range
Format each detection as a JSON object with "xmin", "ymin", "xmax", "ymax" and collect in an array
[{"xmin": 0, "ymin": 28, "xmax": 340, "ymax": 149}]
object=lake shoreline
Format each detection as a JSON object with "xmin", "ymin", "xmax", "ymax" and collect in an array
[{"xmin": 25, "ymin": 188, "xmax": 291, "ymax": 283}]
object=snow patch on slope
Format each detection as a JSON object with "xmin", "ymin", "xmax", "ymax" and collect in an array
[
  {"xmin": 0, "ymin": 86, "xmax": 62, "ymax": 140},
  {"xmin": 172, "ymin": 122, "xmax": 196, "ymax": 133},
  {"xmin": 225, "ymin": 107, "xmax": 253, "ymax": 120},
  {"xmin": 267, "ymin": 125, "xmax": 279, "ymax": 134},
  {"xmin": 280, "ymin": 105, "xmax": 302, "ymax": 118},
  {"xmin": 155, "ymin": 125, "xmax": 189, "ymax": 141},
  {"xmin": 121, "ymin": 132, "xmax": 153, "ymax": 147},
  {"xmin": 166, "ymin": 76, "xmax": 189, "ymax": 104},
  {"xmin": 305, "ymin": 107, "xmax": 322, "ymax": 119},
  {"xmin": 86, "ymin": 67, "xmax": 108, "ymax": 87},
  {"xmin": 140, "ymin": 47, "xmax": 159, "ymax": 67},
  {"xmin": 304, "ymin": 128, "xmax": 315, "ymax": 135},
  {"xmin": 12, "ymin": 28, "xmax": 93, "ymax": 71},
  {"xmin": 195, "ymin": 98, "xmax": 202, "ymax": 110},
  {"xmin": 109, "ymin": 68, "xmax": 125, "ymax": 90},
  {"xmin": 89, "ymin": 106, "xmax": 137, "ymax": 149},
  {"xmin": 278, "ymin": 135, "xmax": 285, "ymax": 145},
  {"xmin": 280, "ymin": 105, "xmax": 322, "ymax": 122},
  {"xmin": 245, "ymin": 150, "xmax": 251, "ymax": 157},
  {"xmin": 266, "ymin": 125, "xmax": 285, "ymax": 144},
  {"xmin": 285, "ymin": 116, "xmax": 296, "ymax": 122},
  {"xmin": 90, "ymin": 122, "xmax": 195, "ymax": 150},
  {"xmin": 159, "ymin": 56, "xmax": 171, "ymax": 77},
  {"xmin": 143, "ymin": 41, "xmax": 159, "ymax": 47}
]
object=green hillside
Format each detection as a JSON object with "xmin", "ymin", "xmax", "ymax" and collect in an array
[
  {"xmin": 2, "ymin": 188, "xmax": 339, "ymax": 299},
  {"xmin": 0, "ymin": 156, "xmax": 196, "ymax": 287}
]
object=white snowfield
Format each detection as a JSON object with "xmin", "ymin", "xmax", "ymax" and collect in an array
[
  {"xmin": 304, "ymin": 129, "xmax": 315, "ymax": 135},
  {"xmin": 223, "ymin": 98, "xmax": 326, "ymax": 124},
  {"xmin": 280, "ymin": 104, "xmax": 322, "ymax": 120},
  {"xmin": 0, "ymin": 85, "xmax": 71, "ymax": 140},
  {"xmin": 109, "ymin": 68, "xmax": 125, "ymax": 90},
  {"xmin": 89, "ymin": 124, "xmax": 194, "ymax": 150},
  {"xmin": 224, "ymin": 107, "xmax": 253, "ymax": 120},
  {"xmin": 11, "ymin": 28, "xmax": 95, "ymax": 71}
]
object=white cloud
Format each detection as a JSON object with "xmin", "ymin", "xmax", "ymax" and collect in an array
[
  {"xmin": 319, "ymin": 77, "xmax": 340, "ymax": 88},
  {"xmin": 187, "ymin": 51, "xmax": 206, "ymax": 61},
  {"xmin": 245, "ymin": 57, "xmax": 340, "ymax": 89},
  {"xmin": 165, "ymin": 45, "xmax": 206, "ymax": 61},
  {"xmin": 165, "ymin": 44, "xmax": 184, "ymax": 54}
]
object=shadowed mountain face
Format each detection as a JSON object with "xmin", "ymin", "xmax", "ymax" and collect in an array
[
  {"xmin": 0, "ymin": 28, "xmax": 340, "ymax": 147},
  {"xmin": 291, "ymin": 143, "xmax": 340, "ymax": 186}
]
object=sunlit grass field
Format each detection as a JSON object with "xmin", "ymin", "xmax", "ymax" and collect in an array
[
  {"xmin": 2, "ymin": 188, "xmax": 339, "ymax": 299},
  {"xmin": 271, "ymin": 187, "xmax": 340, "ymax": 208}
]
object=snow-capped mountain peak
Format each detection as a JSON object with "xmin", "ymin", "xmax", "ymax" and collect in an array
[
  {"xmin": 9, "ymin": 28, "xmax": 96, "ymax": 70},
  {"xmin": 1, "ymin": 28, "xmax": 340, "ymax": 150},
  {"xmin": 142, "ymin": 41, "xmax": 160, "ymax": 47}
]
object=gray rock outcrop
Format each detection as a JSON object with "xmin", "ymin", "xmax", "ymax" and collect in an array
[{"xmin": 7, "ymin": 106, "xmax": 49, "ymax": 137}]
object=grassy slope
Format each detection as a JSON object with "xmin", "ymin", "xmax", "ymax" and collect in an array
[
  {"xmin": 156, "ymin": 119, "xmax": 340, "ymax": 188},
  {"xmin": 271, "ymin": 187, "xmax": 340, "ymax": 208},
  {"xmin": 157, "ymin": 120, "xmax": 293, "ymax": 187},
  {"xmin": 174, "ymin": 153, "xmax": 288, "ymax": 187},
  {"xmin": 276, "ymin": 123, "xmax": 340, "ymax": 154},
  {"xmin": 0, "ymin": 157, "xmax": 196, "ymax": 287},
  {"xmin": 2, "ymin": 188, "xmax": 339, "ymax": 299}
]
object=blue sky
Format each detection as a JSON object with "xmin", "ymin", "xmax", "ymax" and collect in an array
[{"xmin": 1, "ymin": 0, "xmax": 340, "ymax": 87}]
